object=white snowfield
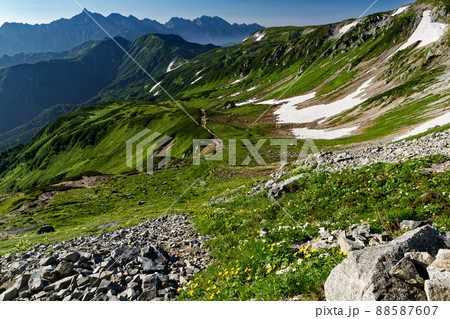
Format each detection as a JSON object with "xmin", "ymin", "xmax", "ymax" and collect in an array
[
  {"xmin": 292, "ymin": 126, "xmax": 359, "ymax": 140},
  {"xmin": 166, "ymin": 61, "xmax": 176, "ymax": 73},
  {"xmin": 236, "ymin": 98, "xmax": 258, "ymax": 106},
  {"xmin": 246, "ymin": 85, "xmax": 259, "ymax": 92},
  {"xmin": 191, "ymin": 76, "xmax": 203, "ymax": 85},
  {"xmin": 254, "ymin": 31, "xmax": 266, "ymax": 41},
  {"xmin": 231, "ymin": 78, "xmax": 243, "ymax": 85},
  {"xmin": 261, "ymin": 77, "xmax": 374, "ymax": 125},
  {"xmin": 166, "ymin": 60, "xmax": 182, "ymax": 73},
  {"xmin": 395, "ymin": 10, "xmax": 447, "ymax": 53},
  {"xmin": 395, "ymin": 111, "xmax": 450, "ymax": 140},
  {"xmin": 391, "ymin": 6, "xmax": 410, "ymax": 17},
  {"xmin": 339, "ymin": 21, "xmax": 359, "ymax": 35},
  {"xmin": 149, "ymin": 81, "xmax": 162, "ymax": 93}
]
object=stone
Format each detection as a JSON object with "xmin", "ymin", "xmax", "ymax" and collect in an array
[
  {"xmin": 119, "ymin": 287, "xmax": 140, "ymax": 300},
  {"xmin": 425, "ymin": 279, "xmax": 450, "ymax": 301},
  {"xmin": 78, "ymin": 252, "xmax": 92, "ymax": 262},
  {"xmin": 140, "ymin": 257, "xmax": 165, "ymax": 273},
  {"xmin": 37, "ymin": 225, "xmax": 55, "ymax": 235},
  {"xmin": 76, "ymin": 276, "xmax": 90, "ymax": 288},
  {"xmin": 56, "ymin": 261, "xmax": 74, "ymax": 277},
  {"xmin": 41, "ymin": 266, "xmax": 58, "ymax": 281},
  {"xmin": 400, "ymin": 220, "xmax": 430, "ymax": 231},
  {"xmin": 325, "ymin": 226, "xmax": 447, "ymax": 301},
  {"xmin": 62, "ymin": 252, "xmax": 80, "ymax": 263},
  {"xmin": 45, "ymin": 276, "xmax": 76, "ymax": 292},
  {"xmin": 404, "ymin": 252, "xmax": 435, "ymax": 277},
  {"xmin": 427, "ymin": 249, "xmax": 450, "ymax": 281},
  {"xmin": 96, "ymin": 280, "xmax": 113, "ymax": 294},
  {"xmin": 111, "ymin": 246, "xmax": 140, "ymax": 264},
  {"xmin": 138, "ymin": 285, "xmax": 158, "ymax": 301},
  {"xmin": 0, "ymin": 287, "xmax": 18, "ymax": 301},
  {"xmin": 142, "ymin": 274, "xmax": 169, "ymax": 286},
  {"xmin": 29, "ymin": 272, "xmax": 45, "ymax": 293},
  {"xmin": 338, "ymin": 237, "xmax": 364, "ymax": 253},
  {"xmin": 13, "ymin": 273, "xmax": 32, "ymax": 290},
  {"xmin": 40, "ymin": 255, "xmax": 57, "ymax": 266},
  {"xmin": 389, "ymin": 257, "xmax": 424, "ymax": 287},
  {"xmin": 9, "ymin": 261, "xmax": 27, "ymax": 274},
  {"xmin": 351, "ymin": 225, "xmax": 373, "ymax": 238}
]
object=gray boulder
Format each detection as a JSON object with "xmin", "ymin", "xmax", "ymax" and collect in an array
[
  {"xmin": 325, "ymin": 226, "xmax": 448, "ymax": 301},
  {"xmin": 37, "ymin": 225, "xmax": 55, "ymax": 235}
]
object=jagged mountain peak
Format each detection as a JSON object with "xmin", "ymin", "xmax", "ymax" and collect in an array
[{"xmin": 0, "ymin": 12, "xmax": 263, "ymax": 56}]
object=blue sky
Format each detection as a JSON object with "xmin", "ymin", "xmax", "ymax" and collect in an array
[{"xmin": 0, "ymin": 0, "xmax": 415, "ymax": 27}]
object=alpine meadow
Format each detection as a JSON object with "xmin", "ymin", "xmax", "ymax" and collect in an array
[{"xmin": 0, "ymin": 0, "xmax": 449, "ymax": 306}]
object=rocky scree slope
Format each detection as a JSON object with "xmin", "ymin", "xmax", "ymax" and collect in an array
[
  {"xmin": 0, "ymin": 214, "xmax": 211, "ymax": 301},
  {"xmin": 238, "ymin": 129, "xmax": 450, "ymax": 201}
]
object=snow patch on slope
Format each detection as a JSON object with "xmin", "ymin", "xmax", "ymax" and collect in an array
[
  {"xmin": 395, "ymin": 10, "xmax": 447, "ymax": 53},
  {"xmin": 246, "ymin": 85, "xmax": 259, "ymax": 92},
  {"xmin": 236, "ymin": 98, "xmax": 259, "ymax": 106},
  {"xmin": 339, "ymin": 21, "xmax": 359, "ymax": 35},
  {"xmin": 260, "ymin": 77, "xmax": 374, "ymax": 125},
  {"xmin": 191, "ymin": 76, "xmax": 203, "ymax": 85},
  {"xmin": 149, "ymin": 81, "xmax": 162, "ymax": 93},
  {"xmin": 395, "ymin": 111, "xmax": 450, "ymax": 140},
  {"xmin": 254, "ymin": 32, "xmax": 266, "ymax": 41},
  {"xmin": 292, "ymin": 127, "xmax": 359, "ymax": 140},
  {"xmin": 166, "ymin": 60, "xmax": 182, "ymax": 73},
  {"xmin": 392, "ymin": 6, "xmax": 409, "ymax": 17}
]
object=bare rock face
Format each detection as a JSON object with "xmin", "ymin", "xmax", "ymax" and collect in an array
[{"xmin": 325, "ymin": 226, "xmax": 449, "ymax": 301}]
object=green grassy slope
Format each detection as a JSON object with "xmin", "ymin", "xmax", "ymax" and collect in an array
[{"xmin": 0, "ymin": 101, "xmax": 209, "ymax": 194}]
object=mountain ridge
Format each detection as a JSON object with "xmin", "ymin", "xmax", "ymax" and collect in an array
[{"xmin": 0, "ymin": 11, "xmax": 264, "ymax": 56}]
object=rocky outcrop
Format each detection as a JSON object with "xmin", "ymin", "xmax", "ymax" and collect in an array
[
  {"xmin": 246, "ymin": 130, "xmax": 449, "ymax": 201},
  {"xmin": 304, "ymin": 131, "xmax": 450, "ymax": 172},
  {"xmin": 325, "ymin": 226, "xmax": 450, "ymax": 301},
  {"xmin": 0, "ymin": 214, "xmax": 211, "ymax": 301}
]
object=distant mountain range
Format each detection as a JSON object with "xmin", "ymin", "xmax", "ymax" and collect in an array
[
  {"xmin": 0, "ymin": 11, "xmax": 264, "ymax": 56},
  {"xmin": 0, "ymin": 34, "xmax": 216, "ymax": 149}
]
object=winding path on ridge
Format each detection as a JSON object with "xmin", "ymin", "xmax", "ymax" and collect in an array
[{"xmin": 200, "ymin": 109, "xmax": 225, "ymax": 156}]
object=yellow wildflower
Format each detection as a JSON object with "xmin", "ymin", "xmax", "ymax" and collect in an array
[
  {"xmin": 305, "ymin": 254, "xmax": 312, "ymax": 258},
  {"xmin": 209, "ymin": 293, "xmax": 215, "ymax": 300},
  {"xmin": 311, "ymin": 248, "xmax": 317, "ymax": 253}
]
